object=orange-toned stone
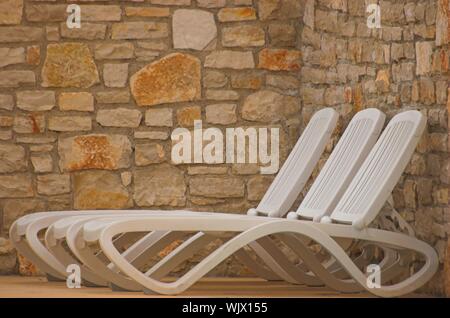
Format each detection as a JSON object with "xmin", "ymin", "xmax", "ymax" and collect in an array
[
  {"xmin": 131, "ymin": 53, "xmax": 201, "ymax": 106},
  {"xmin": 177, "ymin": 106, "xmax": 201, "ymax": 127},
  {"xmin": 258, "ymin": 48, "xmax": 301, "ymax": 71},
  {"xmin": 375, "ymin": 69, "xmax": 390, "ymax": 92},
  {"xmin": 125, "ymin": 7, "xmax": 170, "ymax": 17},
  {"xmin": 218, "ymin": 7, "xmax": 257, "ymax": 22},
  {"xmin": 41, "ymin": 43, "xmax": 99, "ymax": 88},
  {"xmin": 26, "ymin": 45, "xmax": 40, "ymax": 65},
  {"xmin": 436, "ymin": 0, "xmax": 449, "ymax": 46},
  {"xmin": 344, "ymin": 86, "xmax": 353, "ymax": 103},
  {"xmin": 353, "ymin": 84, "xmax": 364, "ymax": 112},
  {"xmin": 58, "ymin": 134, "xmax": 132, "ymax": 172},
  {"xmin": 432, "ymin": 48, "xmax": 449, "ymax": 73},
  {"xmin": 18, "ymin": 254, "xmax": 43, "ymax": 276}
]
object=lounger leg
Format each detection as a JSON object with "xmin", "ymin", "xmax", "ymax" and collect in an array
[
  {"xmin": 145, "ymin": 232, "xmax": 215, "ymax": 280},
  {"xmin": 234, "ymin": 249, "xmax": 282, "ymax": 281},
  {"xmin": 46, "ymin": 239, "xmax": 108, "ymax": 287}
]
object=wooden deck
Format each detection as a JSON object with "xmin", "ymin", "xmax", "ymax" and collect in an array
[{"xmin": 0, "ymin": 276, "xmax": 379, "ymax": 298}]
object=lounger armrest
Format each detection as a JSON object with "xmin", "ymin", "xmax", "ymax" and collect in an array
[
  {"xmin": 286, "ymin": 212, "xmax": 298, "ymax": 220},
  {"xmin": 320, "ymin": 216, "xmax": 332, "ymax": 224},
  {"xmin": 352, "ymin": 218, "xmax": 366, "ymax": 231},
  {"xmin": 247, "ymin": 208, "xmax": 260, "ymax": 216}
]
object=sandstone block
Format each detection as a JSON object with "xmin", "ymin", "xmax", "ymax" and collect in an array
[
  {"xmin": 74, "ymin": 171, "xmax": 131, "ymax": 209},
  {"xmin": 131, "ymin": 53, "xmax": 201, "ymax": 107},
  {"xmin": 58, "ymin": 134, "xmax": 132, "ymax": 171},
  {"xmin": 134, "ymin": 164, "xmax": 186, "ymax": 207}
]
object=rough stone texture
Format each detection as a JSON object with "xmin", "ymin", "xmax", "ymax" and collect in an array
[
  {"xmin": 190, "ymin": 177, "xmax": 244, "ymax": 198},
  {"xmin": 17, "ymin": 91, "xmax": 55, "ymax": 111},
  {"xmin": 247, "ymin": 176, "xmax": 273, "ymax": 201},
  {"xmin": 436, "ymin": 0, "xmax": 449, "ymax": 46},
  {"xmin": 103, "ymin": 64, "xmax": 128, "ymax": 88},
  {"xmin": 218, "ymin": 7, "xmax": 257, "ymax": 22},
  {"xmin": 204, "ymin": 70, "xmax": 228, "ymax": 88},
  {"xmin": 95, "ymin": 90, "xmax": 130, "ymax": 104},
  {"xmin": 0, "ymin": 71, "xmax": 35, "ymax": 87},
  {"xmin": 80, "ymin": 5, "xmax": 122, "ymax": 22},
  {"xmin": 2, "ymin": 199, "xmax": 45, "ymax": 231},
  {"xmin": 231, "ymin": 73, "xmax": 263, "ymax": 89},
  {"xmin": 204, "ymin": 50, "xmax": 255, "ymax": 69},
  {"xmin": 125, "ymin": 7, "xmax": 170, "ymax": 18},
  {"xmin": 258, "ymin": 0, "xmax": 303, "ymax": 21},
  {"xmin": 222, "ymin": 25, "xmax": 265, "ymax": 47},
  {"xmin": 268, "ymin": 23, "xmax": 297, "ymax": 47},
  {"xmin": 0, "ymin": 144, "xmax": 27, "ymax": 173},
  {"xmin": 134, "ymin": 164, "xmax": 186, "ymax": 207},
  {"xmin": 0, "ymin": 47, "xmax": 25, "ymax": 68},
  {"xmin": 145, "ymin": 108, "xmax": 173, "ymax": 127},
  {"xmin": 24, "ymin": 4, "xmax": 65, "ymax": 22},
  {"xmin": 59, "ymin": 92, "xmax": 94, "ymax": 112},
  {"xmin": 48, "ymin": 116, "xmax": 92, "ymax": 132},
  {"xmin": 13, "ymin": 114, "xmax": 45, "ymax": 134},
  {"xmin": 205, "ymin": 89, "xmax": 239, "ymax": 101},
  {"xmin": 173, "ymin": 9, "xmax": 217, "ymax": 50},
  {"xmin": 197, "ymin": 0, "xmax": 226, "ymax": 7},
  {"xmin": 30, "ymin": 153, "xmax": 53, "ymax": 173},
  {"xmin": 26, "ymin": 46, "xmax": 40, "ymax": 66},
  {"xmin": 74, "ymin": 171, "xmax": 131, "ymax": 209},
  {"xmin": 0, "ymin": 0, "xmax": 23, "ymax": 25},
  {"xmin": 135, "ymin": 143, "xmax": 166, "ymax": 165},
  {"xmin": 0, "ymin": 174, "xmax": 33, "ymax": 198},
  {"xmin": 206, "ymin": 104, "xmax": 237, "ymax": 125},
  {"xmin": 242, "ymin": 90, "xmax": 299, "ymax": 122},
  {"xmin": 97, "ymin": 108, "xmax": 142, "ymax": 128},
  {"xmin": 58, "ymin": 134, "xmax": 132, "ymax": 171},
  {"xmin": 37, "ymin": 174, "xmax": 70, "ymax": 196},
  {"xmin": 0, "ymin": 27, "xmax": 42, "ymax": 43},
  {"xmin": 131, "ymin": 53, "xmax": 201, "ymax": 106},
  {"xmin": 0, "ymin": 95, "xmax": 14, "ymax": 111},
  {"xmin": 134, "ymin": 131, "xmax": 169, "ymax": 140},
  {"xmin": 111, "ymin": 22, "xmax": 168, "ymax": 40},
  {"xmin": 95, "ymin": 43, "xmax": 134, "ymax": 60},
  {"xmin": 46, "ymin": 26, "xmax": 59, "ymax": 42},
  {"xmin": 416, "ymin": 41, "xmax": 434, "ymax": 75},
  {"xmin": 60, "ymin": 23, "xmax": 106, "ymax": 40},
  {"xmin": 176, "ymin": 106, "xmax": 201, "ymax": 127},
  {"xmin": 258, "ymin": 49, "xmax": 301, "ymax": 71},
  {"xmin": 42, "ymin": 43, "xmax": 99, "ymax": 88}
]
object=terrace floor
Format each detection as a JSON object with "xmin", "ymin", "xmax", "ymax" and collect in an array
[{"xmin": 0, "ymin": 276, "xmax": 424, "ymax": 298}]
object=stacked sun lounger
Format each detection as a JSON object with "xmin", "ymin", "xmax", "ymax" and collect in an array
[{"xmin": 10, "ymin": 108, "xmax": 438, "ymax": 297}]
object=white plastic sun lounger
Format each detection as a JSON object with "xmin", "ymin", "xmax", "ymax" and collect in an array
[
  {"xmin": 51, "ymin": 108, "xmax": 386, "ymax": 291},
  {"xmin": 10, "ymin": 108, "xmax": 338, "ymax": 283},
  {"xmin": 79, "ymin": 110, "xmax": 438, "ymax": 297}
]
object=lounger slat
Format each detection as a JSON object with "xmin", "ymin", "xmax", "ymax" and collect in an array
[
  {"xmin": 257, "ymin": 108, "xmax": 338, "ymax": 217},
  {"xmin": 331, "ymin": 111, "xmax": 426, "ymax": 226},
  {"xmin": 297, "ymin": 109, "xmax": 385, "ymax": 220}
]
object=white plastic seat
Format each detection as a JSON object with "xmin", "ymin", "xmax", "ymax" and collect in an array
[{"xmin": 79, "ymin": 110, "xmax": 438, "ymax": 297}]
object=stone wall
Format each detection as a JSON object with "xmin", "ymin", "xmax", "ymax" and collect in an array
[
  {"xmin": 298, "ymin": 0, "xmax": 449, "ymax": 295},
  {"xmin": 0, "ymin": 0, "xmax": 448, "ymax": 295}
]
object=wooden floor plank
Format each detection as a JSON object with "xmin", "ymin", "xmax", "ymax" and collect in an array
[{"xmin": 0, "ymin": 276, "xmax": 376, "ymax": 298}]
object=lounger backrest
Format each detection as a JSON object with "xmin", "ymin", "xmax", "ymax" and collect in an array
[
  {"xmin": 256, "ymin": 108, "xmax": 338, "ymax": 218},
  {"xmin": 297, "ymin": 108, "xmax": 385, "ymax": 221},
  {"xmin": 330, "ymin": 111, "xmax": 426, "ymax": 228}
]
